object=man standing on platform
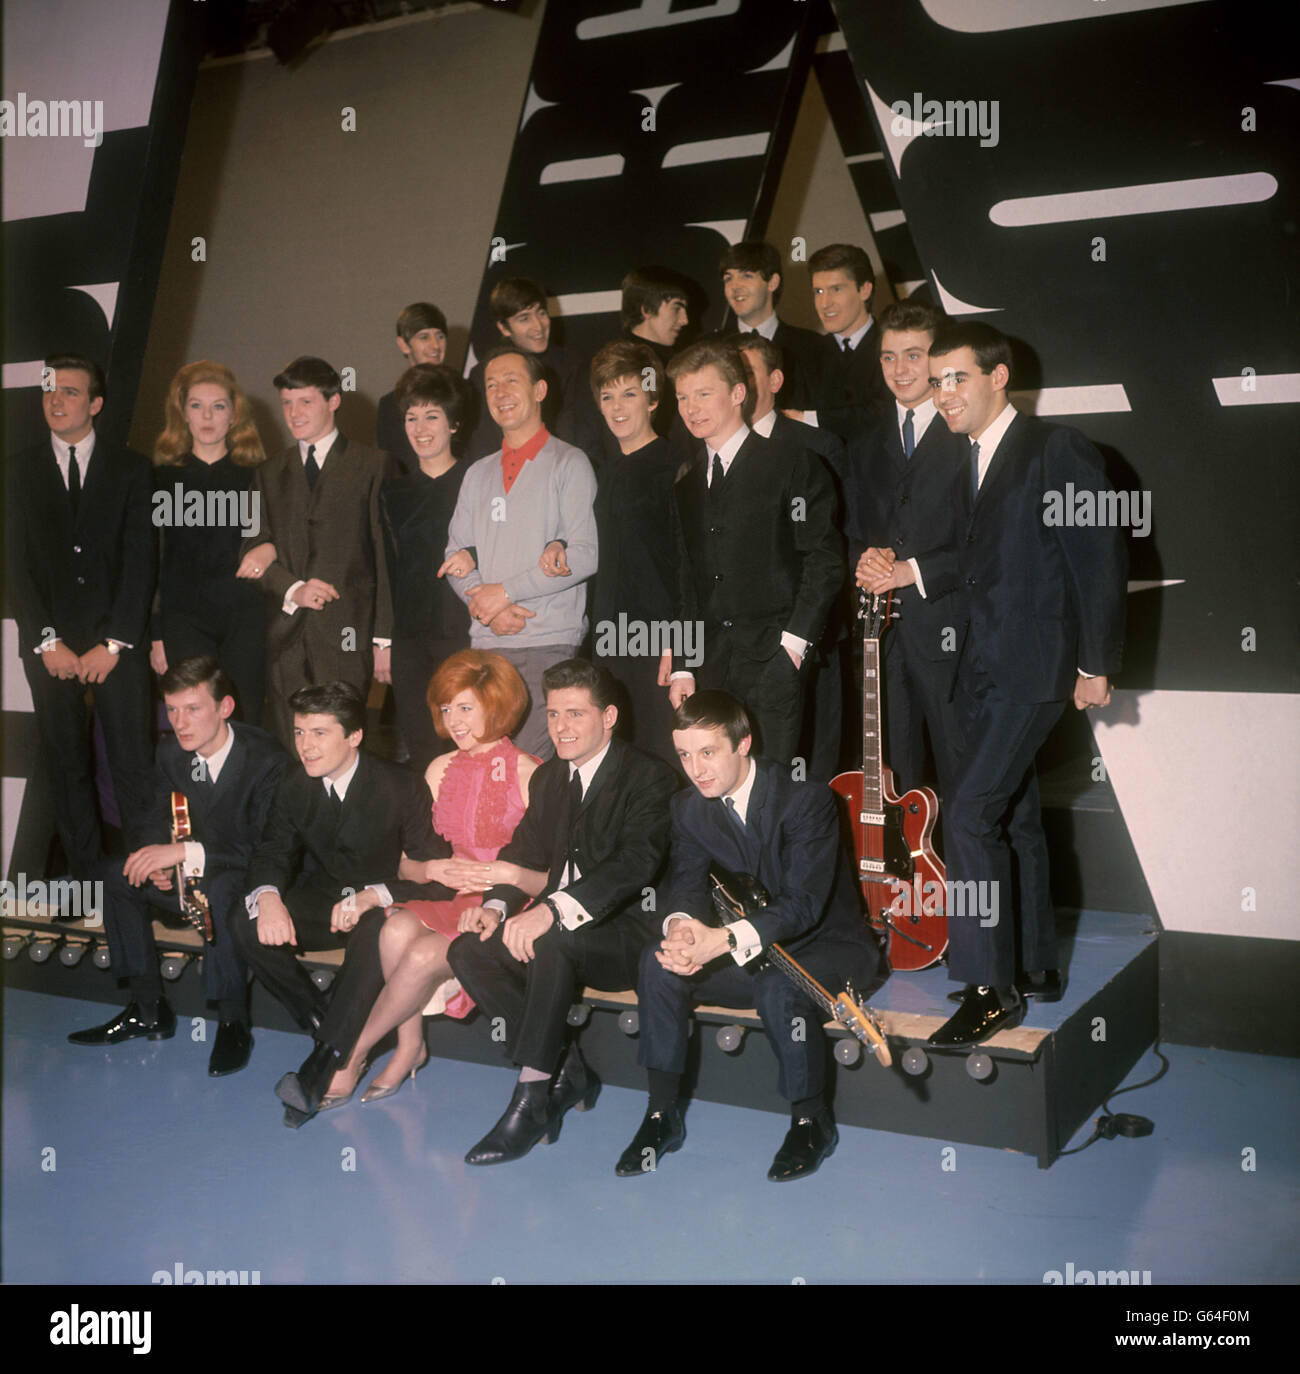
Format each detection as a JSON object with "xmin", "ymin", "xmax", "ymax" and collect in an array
[
  {"xmin": 442, "ymin": 345, "xmax": 598, "ymax": 759},
  {"xmin": 67, "ymin": 656, "xmax": 286, "ymax": 1075},
  {"xmin": 5, "ymin": 354, "xmax": 156, "ymax": 892},
  {"xmin": 238, "ymin": 356, "xmax": 396, "ymax": 747},
  {"xmin": 922, "ymin": 323, "xmax": 1126, "ymax": 1047}
]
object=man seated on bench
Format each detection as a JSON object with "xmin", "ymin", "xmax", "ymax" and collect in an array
[
  {"xmin": 68, "ymin": 655, "xmax": 286, "ymax": 1076},
  {"xmin": 617, "ymin": 691, "xmax": 881, "ymax": 1183},
  {"xmin": 448, "ymin": 658, "xmax": 677, "ymax": 1166},
  {"xmin": 230, "ymin": 681, "xmax": 445, "ymax": 1126}
]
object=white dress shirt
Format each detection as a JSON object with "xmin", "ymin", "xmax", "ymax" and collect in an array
[{"xmin": 180, "ymin": 722, "xmax": 236, "ymax": 876}]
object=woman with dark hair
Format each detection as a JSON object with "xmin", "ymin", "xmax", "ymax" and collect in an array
[
  {"xmin": 151, "ymin": 360, "xmax": 269, "ymax": 723},
  {"xmin": 319, "ymin": 649, "xmax": 547, "ymax": 1106},
  {"xmin": 381, "ymin": 363, "xmax": 473, "ymax": 773}
]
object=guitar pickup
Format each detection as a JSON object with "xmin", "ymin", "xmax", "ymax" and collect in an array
[
  {"xmin": 858, "ymin": 812, "xmax": 885, "ymax": 825},
  {"xmin": 859, "ymin": 859, "xmax": 887, "ymax": 874}
]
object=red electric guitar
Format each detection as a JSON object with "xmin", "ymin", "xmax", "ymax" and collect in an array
[{"xmin": 831, "ymin": 590, "xmax": 948, "ymax": 971}]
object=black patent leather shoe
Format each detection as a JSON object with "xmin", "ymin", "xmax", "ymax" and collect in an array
[
  {"xmin": 68, "ymin": 1000, "xmax": 176, "ymax": 1046},
  {"xmin": 208, "ymin": 1021, "xmax": 253, "ymax": 1077},
  {"xmin": 929, "ymin": 985, "xmax": 1024, "ymax": 1047},
  {"xmin": 274, "ymin": 1040, "xmax": 340, "ymax": 1116},
  {"xmin": 1016, "ymin": 969, "xmax": 1066, "ymax": 1002},
  {"xmin": 767, "ymin": 1114, "xmax": 838, "ymax": 1182},
  {"xmin": 615, "ymin": 1106, "xmax": 686, "ymax": 1177},
  {"xmin": 465, "ymin": 1081, "xmax": 554, "ymax": 1166},
  {"xmin": 549, "ymin": 1046, "xmax": 601, "ymax": 1132}
]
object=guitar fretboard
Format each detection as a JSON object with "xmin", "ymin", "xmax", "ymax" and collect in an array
[{"xmin": 861, "ymin": 634, "xmax": 884, "ymax": 814}]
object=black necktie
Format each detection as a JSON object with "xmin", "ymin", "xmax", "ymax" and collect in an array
[
  {"xmin": 566, "ymin": 770, "xmax": 584, "ymax": 879},
  {"xmin": 327, "ymin": 783, "xmax": 343, "ymax": 821},
  {"xmin": 969, "ymin": 440, "xmax": 981, "ymax": 502},
  {"xmin": 710, "ymin": 450, "xmax": 723, "ymax": 489},
  {"xmin": 304, "ymin": 444, "xmax": 320, "ymax": 491},
  {"xmin": 902, "ymin": 410, "xmax": 915, "ymax": 459},
  {"xmin": 67, "ymin": 446, "xmax": 81, "ymax": 515}
]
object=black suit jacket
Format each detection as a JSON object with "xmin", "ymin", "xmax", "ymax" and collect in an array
[
  {"xmin": 808, "ymin": 325, "xmax": 891, "ymax": 444},
  {"xmin": 6, "ymin": 435, "xmax": 155, "ymax": 655},
  {"xmin": 662, "ymin": 758, "xmax": 879, "ymax": 971},
  {"xmin": 143, "ymin": 724, "xmax": 287, "ymax": 877},
  {"xmin": 770, "ymin": 318, "xmax": 825, "ymax": 413},
  {"xmin": 245, "ymin": 749, "xmax": 444, "ymax": 902},
  {"xmin": 485, "ymin": 737, "xmax": 676, "ymax": 938},
  {"xmin": 670, "ymin": 428, "xmax": 844, "ymax": 670},
  {"xmin": 844, "ymin": 406, "xmax": 968, "ymax": 666},
  {"xmin": 955, "ymin": 410, "xmax": 1127, "ymax": 702},
  {"xmin": 241, "ymin": 432, "xmax": 396, "ymax": 676}
]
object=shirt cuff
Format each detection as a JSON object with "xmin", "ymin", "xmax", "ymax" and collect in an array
[
  {"xmin": 663, "ymin": 912, "xmax": 690, "ymax": 937},
  {"xmin": 365, "ymin": 883, "xmax": 393, "ymax": 909},
  {"xmin": 282, "ymin": 580, "xmax": 304, "ymax": 615},
  {"xmin": 669, "ymin": 670, "xmax": 695, "ymax": 682},
  {"xmin": 372, "ymin": 638, "xmax": 391, "ymax": 651},
  {"xmin": 246, "ymin": 884, "xmax": 278, "ymax": 917},
  {"xmin": 182, "ymin": 842, "xmax": 205, "ymax": 878},
  {"xmin": 728, "ymin": 917, "xmax": 763, "ymax": 966},
  {"xmin": 780, "ymin": 631, "xmax": 809, "ymax": 662},
  {"xmin": 803, "ymin": 410, "xmax": 819, "ymax": 428},
  {"xmin": 105, "ymin": 638, "xmax": 132, "ymax": 652},
  {"xmin": 485, "ymin": 899, "xmax": 508, "ymax": 916},
  {"xmin": 549, "ymin": 890, "xmax": 592, "ymax": 931},
  {"xmin": 34, "ymin": 638, "xmax": 62, "ymax": 654},
  {"xmin": 1077, "ymin": 668, "xmax": 1097, "ymax": 679},
  {"xmin": 908, "ymin": 558, "xmax": 926, "ymax": 599}
]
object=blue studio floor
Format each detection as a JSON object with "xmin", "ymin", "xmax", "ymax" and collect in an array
[{"xmin": 3, "ymin": 986, "xmax": 1297, "ymax": 1286}]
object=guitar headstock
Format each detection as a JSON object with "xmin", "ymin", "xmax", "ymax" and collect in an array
[
  {"xmin": 834, "ymin": 990, "xmax": 892, "ymax": 1068},
  {"xmin": 856, "ymin": 589, "xmax": 895, "ymax": 643}
]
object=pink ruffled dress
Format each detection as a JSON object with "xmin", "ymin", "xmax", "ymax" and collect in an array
[{"xmin": 401, "ymin": 738, "xmax": 530, "ymax": 1018}]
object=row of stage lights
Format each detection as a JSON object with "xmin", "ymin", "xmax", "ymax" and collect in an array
[{"xmin": 6, "ymin": 936, "xmax": 993, "ymax": 1079}]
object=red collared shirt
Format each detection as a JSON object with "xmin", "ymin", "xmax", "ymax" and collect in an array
[{"xmin": 500, "ymin": 426, "xmax": 550, "ymax": 494}]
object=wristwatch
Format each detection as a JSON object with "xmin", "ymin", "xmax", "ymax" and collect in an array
[
  {"xmin": 102, "ymin": 640, "xmax": 121, "ymax": 655},
  {"xmin": 725, "ymin": 928, "xmax": 738, "ymax": 951},
  {"xmin": 543, "ymin": 897, "xmax": 563, "ymax": 926}
]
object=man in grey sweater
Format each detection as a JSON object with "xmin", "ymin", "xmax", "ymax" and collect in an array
[{"xmin": 442, "ymin": 344, "xmax": 598, "ymax": 758}]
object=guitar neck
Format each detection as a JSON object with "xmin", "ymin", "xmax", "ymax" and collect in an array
[
  {"xmin": 861, "ymin": 630, "xmax": 884, "ymax": 812},
  {"xmin": 766, "ymin": 942, "xmax": 834, "ymax": 1020}
]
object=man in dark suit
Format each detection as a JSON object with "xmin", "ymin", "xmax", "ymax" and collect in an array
[
  {"xmin": 849, "ymin": 300, "xmax": 968, "ymax": 798},
  {"xmin": 737, "ymin": 332, "xmax": 849, "ymax": 780},
  {"xmin": 229, "ymin": 681, "xmax": 445, "ymax": 1125},
  {"xmin": 618, "ymin": 692, "xmax": 881, "ymax": 1182},
  {"xmin": 666, "ymin": 338, "xmax": 844, "ymax": 768},
  {"xmin": 448, "ymin": 658, "xmax": 677, "ymax": 1165},
  {"xmin": 783, "ymin": 243, "xmax": 890, "ymax": 446},
  {"xmin": 5, "ymin": 354, "xmax": 156, "ymax": 885},
  {"xmin": 239, "ymin": 356, "xmax": 396, "ymax": 747},
  {"xmin": 67, "ymin": 656, "xmax": 286, "ymax": 1075},
  {"xmin": 721, "ymin": 240, "xmax": 823, "ymax": 413},
  {"xmin": 376, "ymin": 301, "xmax": 450, "ymax": 472},
  {"xmin": 921, "ymin": 323, "xmax": 1127, "ymax": 1046}
]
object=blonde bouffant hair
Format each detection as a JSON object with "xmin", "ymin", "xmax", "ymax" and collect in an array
[{"xmin": 154, "ymin": 360, "xmax": 265, "ymax": 468}]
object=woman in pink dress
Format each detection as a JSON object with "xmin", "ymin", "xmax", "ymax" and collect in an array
[{"xmin": 322, "ymin": 650, "xmax": 546, "ymax": 1106}]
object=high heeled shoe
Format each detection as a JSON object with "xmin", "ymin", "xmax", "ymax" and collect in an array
[
  {"xmin": 361, "ymin": 1046, "xmax": 430, "ymax": 1104},
  {"xmin": 317, "ymin": 1052, "xmax": 374, "ymax": 1112}
]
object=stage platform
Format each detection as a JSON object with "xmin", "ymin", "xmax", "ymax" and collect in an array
[{"xmin": 3, "ymin": 904, "xmax": 1156, "ymax": 1168}]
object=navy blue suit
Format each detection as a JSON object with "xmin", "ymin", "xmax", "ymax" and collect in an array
[
  {"xmin": 843, "ymin": 406, "xmax": 968, "ymax": 795},
  {"xmin": 944, "ymin": 410, "xmax": 1126, "ymax": 987},
  {"xmin": 637, "ymin": 758, "xmax": 881, "ymax": 1102},
  {"xmin": 97, "ymin": 723, "xmax": 287, "ymax": 1017}
]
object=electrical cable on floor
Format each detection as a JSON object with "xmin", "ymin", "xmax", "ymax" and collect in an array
[{"xmin": 1058, "ymin": 1042, "xmax": 1169, "ymax": 1157}]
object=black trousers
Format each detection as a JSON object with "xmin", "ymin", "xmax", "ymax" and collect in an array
[
  {"xmin": 880, "ymin": 630, "xmax": 962, "ymax": 800},
  {"xmin": 160, "ymin": 603, "xmax": 267, "ymax": 728},
  {"xmin": 229, "ymin": 881, "xmax": 386, "ymax": 1053},
  {"xmin": 98, "ymin": 860, "xmax": 249, "ymax": 1015},
  {"xmin": 943, "ymin": 654, "xmax": 1064, "ymax": 988},
  {"xmin": 390, "ymin": 634, "xmax": 467, "ymax": 775},
  {"xmin": 635, "ymin": 944, "xmax": 843, "ymax": 1103},
  {"xmin": 802, "ymin": 639, "xmax": 846, "ymax": 783},
  {"xmin": 699, "ymin": 636, "xmax": 806, "ymax": 769},
  {"xmin": 24, "ymin": 648, "xmax": 154, "ymax": 876},
  {"xmin": 449, "ymin": 917, "xmax": 650, "ymax": 1074}
]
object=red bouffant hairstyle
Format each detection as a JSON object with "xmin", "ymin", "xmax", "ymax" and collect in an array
[
  {"xmin": 427, "ymin": 649, "xmax": 529, "ymax": 742},
  {"xmin": 154, "ymin": 360, "xmax": 266, "ymax": 468}
]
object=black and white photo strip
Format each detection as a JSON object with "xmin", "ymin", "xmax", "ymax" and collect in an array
[{"xmin": 2, "ymin": 0, "xmax": 1294, "ymax": 1330}]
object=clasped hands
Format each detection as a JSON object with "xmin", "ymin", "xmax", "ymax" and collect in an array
[
  {"xmin": 855, "ymin": 546, "xmax": 915, "ymax": 594},
  {"xmin": 41, "ymin": 641, "xmax": 120, "ymax": 684},
  {"xmin": 655, "ymin": 916, "xmax": 733, "ymax": 977}
]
